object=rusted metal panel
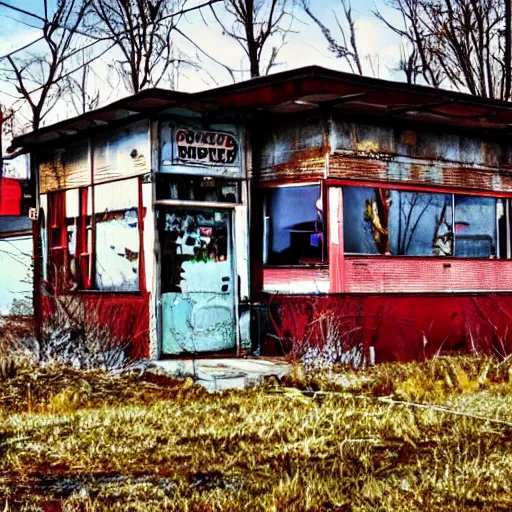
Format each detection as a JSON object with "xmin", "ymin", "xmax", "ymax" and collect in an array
[
  {"xmin": 344, "ymin": 257, "xmax": 512, "ymax": 293},
  {"xmin": 262, "ymin": 267, "xmax": 329, "ymax": 294},
  {"xmin": 328, "ymin": 154, "xmax": 512, "ymax": 193},
  {"xmin": 253, "ymin": 117, "xmax": 327, "ymax": 181},
  {"xmin": 330, "ymin": 117, "xmax": 504, "ymax": 167},
  {"xmin": 93, "ymin": 120, "xmax": 149, "ymax": 184},
  {"xmin": 38, "ymin": 141, "xmax": 89, "ymax": 194}
]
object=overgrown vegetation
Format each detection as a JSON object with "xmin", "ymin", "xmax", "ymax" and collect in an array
[{"xmin": 1, "ymin": 356, "xmax": 512, "ymax": 510}]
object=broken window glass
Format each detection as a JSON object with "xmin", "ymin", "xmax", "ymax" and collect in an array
[
  {"xmin": 264, "ymin": 184, "xmax": 325, "ymax": 265},
  {"xmin": 158, "ymin": 209, "xmax": 230, "ymax": 294},
  {"xmin": 94, "ymin": 179, "xmax": 140, "ymax": 291}
]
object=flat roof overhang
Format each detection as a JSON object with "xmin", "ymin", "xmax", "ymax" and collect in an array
[{"xmin": 10, "ymin": 66, "xmax": 512, "ymax": 152}]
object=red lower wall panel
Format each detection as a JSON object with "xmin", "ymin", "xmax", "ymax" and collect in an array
[
  {"xmin": 344, "ymin": 257, "xmax": 512, "ymax": 293},
  {"xmin": 265, "ymin": 293, "xmax": 512, "ymax": 362},
  {"xmin": 40, "ymin": 292, "xmax": 150, "ymax": 359}
]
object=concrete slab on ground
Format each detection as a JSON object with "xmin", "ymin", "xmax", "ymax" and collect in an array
[{"xmin": 151, "ymin": 358, "xmax": 292, "ymax": 392}]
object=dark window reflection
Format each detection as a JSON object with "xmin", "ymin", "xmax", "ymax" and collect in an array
[
  {"xmin": 156, "ymin": 174, "xmax": 239, "ymax": 203},
  {"xmin": 264, "ymin": 185, "xmax": 325, "ymax": 265}
]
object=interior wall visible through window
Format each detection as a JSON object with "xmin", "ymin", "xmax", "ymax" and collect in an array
[{"xmin": 263, "ymin": 184, "xmax": 325, "ymax": 266}]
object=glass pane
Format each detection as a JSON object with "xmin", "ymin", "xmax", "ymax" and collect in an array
[
  {"xmin": 94, "ymin": 178, "xmax": 138, "ymax": 213},
  {"xmin": 454, "ymin": 195, "xmax": 497, "ymax": 258},
  {"xmin": 95, "ymin": 209, "xmax": 139, "ymax": 291},
  {"xmin": 0, "ymin": 236, "xmax": 33, "ymax": 315},
  {"xmin": 265, "ymin": 185, "xmax": 324, "ymax": 265},
  {"xmin": 343, "ymin": 186, "xmax": 453, "ymax": 256},
  {"xmin": 498, "ymin": 199, "xmax": 507, "ymax": 259},
  {"xmin": 160, "ymin": 210, "xmax": 230, "ymax": 294},
  {"xmin": 343, "ymin": 186, "xmax": 382, "ymax": 254},
  {"xmin": 389, "ymin": 191, "xmax": 453, "ymax": 256}
]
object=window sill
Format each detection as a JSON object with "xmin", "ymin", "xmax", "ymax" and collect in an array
[
  {"xmin": 344, "ymin": 255, "xmax": 507, "ymax": 261},
  {"xmin": 54, "ymin": 289, "xmax": 144, "ymax": 296},
  {"xmin": 263, "ymin": 263, "xmax": 328, "ymax": 269}
]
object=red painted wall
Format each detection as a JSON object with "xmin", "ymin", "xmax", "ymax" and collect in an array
[
  {"xmin": 264, "ymin": 293, "xmax": 512, "ymax": 362},
  {"xmin": 0, "ymin": 178, "xmax": 22, "ymax": 215},
  {"xmin": 41, "ymin": 292, "xmax": 151, "ymax": 359}
]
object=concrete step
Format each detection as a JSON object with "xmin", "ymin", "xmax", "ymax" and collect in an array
[{"xmin": 151, "ymin": 358, "xmax": 291, "ymax": 392}]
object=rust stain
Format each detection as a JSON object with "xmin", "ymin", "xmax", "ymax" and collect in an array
[
  {"xmin": 258, "ymin": 146, "xmax": 327, "ymax": 181},
  {"xmin": 327, "ymin": 153, "xmax": 507, "ymax": 193},
  {"xmin": 409, "ymin": 163, "xmax": 423, "ymax": 183},
  {"xmin": 444, "ymin": 166, "xmax": 493, "ymax": 190}
]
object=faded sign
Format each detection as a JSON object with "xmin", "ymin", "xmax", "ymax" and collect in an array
[{"xmin": 175, "ymin": 129, "xmax": 238, "ymax": 165}]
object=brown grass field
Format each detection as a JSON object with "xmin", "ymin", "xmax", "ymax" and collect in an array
[{"xmin": 1, "ymin": 356, "xmax": 512, "ymax": 511}]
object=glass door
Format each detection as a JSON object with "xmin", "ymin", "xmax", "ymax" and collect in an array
[{"xmin": 159, "ymin": 207, "xmax": 236, "ymax": 355}]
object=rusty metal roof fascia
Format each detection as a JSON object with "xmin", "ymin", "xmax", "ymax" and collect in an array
[{"xmin": 12, "ymin": 65, "xmax": 512, "ymax": 151}]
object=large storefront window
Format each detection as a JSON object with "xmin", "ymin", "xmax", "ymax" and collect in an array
[
  {"xmin": 343, "ymin": 185, "xmax": 500, "ymax": 258},
  {"xmin": 264, "ymin": 184, "xmax": 325, "ymax": 265}
]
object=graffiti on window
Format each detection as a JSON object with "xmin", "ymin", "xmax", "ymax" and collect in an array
[{"xmin": 159, "ymin": 208, "xmax": 235, "ymax": 354}]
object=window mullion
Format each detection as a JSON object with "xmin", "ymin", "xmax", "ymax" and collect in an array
[{"xmin": 451, "ymin": 194, "xmax": 456, "ymax": 257}]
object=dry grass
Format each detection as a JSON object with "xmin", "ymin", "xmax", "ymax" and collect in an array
[{"xmin": 1, "ymin": 356, "xmax": 512, "ymax": 510}]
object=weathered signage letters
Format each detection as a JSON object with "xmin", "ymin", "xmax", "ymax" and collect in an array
[{"xmin": 176, "ymin": 129, "xmax": 238, "ymax": 165}]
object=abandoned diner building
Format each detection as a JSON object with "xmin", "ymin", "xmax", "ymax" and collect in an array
[{"xmin": 11, "ymin": 65, "xmax": 512, "ymax": 363}]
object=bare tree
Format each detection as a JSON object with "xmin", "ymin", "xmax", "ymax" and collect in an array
[
  {"xmin": 63, "ymin": 48, "xmax": 103, "ymax": 115},
  {"xmin": 2, "ymin": 0, "xmax": 92, "ymax": 130},
  {"xmin": 209, "ymin": 0, "xmax": 296, "ymax": 78},
  {"xmin": 376, "ymin": 0, "xmax": 507, "ymax": 99},
  {"xmin": 302, "ymin": 0, "xmax": 363, "ymax": 75},
  {"xmin": 90, "ymin": 0, "xmax": 188, "ymax": 93}
]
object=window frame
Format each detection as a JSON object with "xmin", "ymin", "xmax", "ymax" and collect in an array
[
  {"xmin": 261, "ymin": 181, "xmax": 328, "ymax": 268},
  {"xmin": 47, "ymin": 176, "xmax": 143, "ymax": 294},
  {"xmin": 336, "ymin": 181, "xmax": 512, "ymax": 260}
]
